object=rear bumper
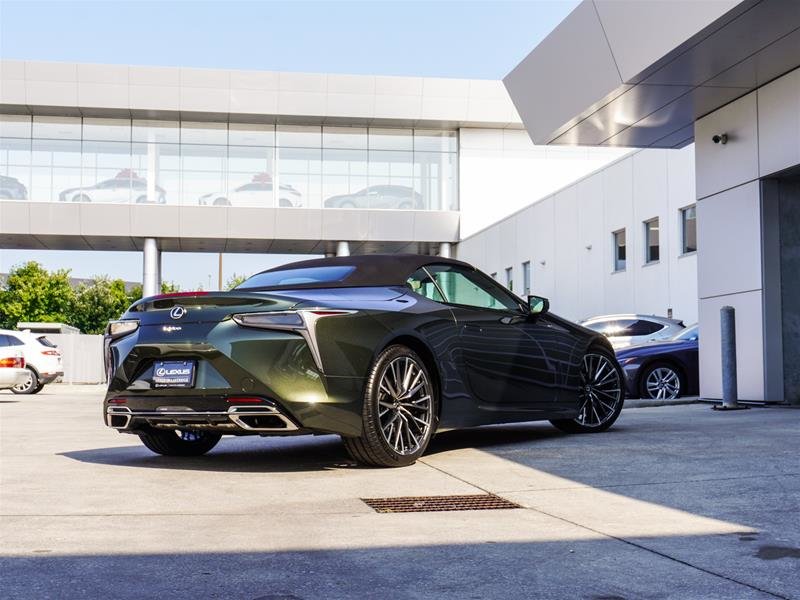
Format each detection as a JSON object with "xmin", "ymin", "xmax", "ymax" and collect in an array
[
  {"xmin": 106, "ymin": 400, "xmax": 301, "ymax": 434},
  {"xmin": 39, "ymin": 371, "xmax": 63, "ymax": 385}
]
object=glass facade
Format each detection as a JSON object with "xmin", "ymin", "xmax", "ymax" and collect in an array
[{"xmin": 0, "ymin": 115, "xmax": 458, "ymax": 211}]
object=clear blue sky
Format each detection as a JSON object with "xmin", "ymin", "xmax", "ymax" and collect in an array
[
  {"xmin": 0, "ymin": 0, "xmax": 579, "ymax": 288},
  {"xmin": 1, "ymin": 0, "xmax": 577, "ymax": 79}
]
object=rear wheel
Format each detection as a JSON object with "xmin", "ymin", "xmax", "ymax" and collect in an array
[
  {"xmin": 550, "ymin": 349, "xmax": 624, "ymax": 433},
  {"xmin": 137, "ymin": 428, "xmax": 221, "ymax": 457},
  {"xmin": 12, "ymin": 368, "xmax": 40, "ymax": 395},
  {"xmin": 342, "ymin": 345, "xmax": 437, "ymax": 467}
]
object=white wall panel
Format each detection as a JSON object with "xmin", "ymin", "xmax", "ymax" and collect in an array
[
  {"xmin": 698, "ymin": 290, "xmax": 764, "ymax": 401},
  {"xmin": 696, "ymin": 181, "xmax": 762, "ymax": 300},
  {"xmin": 758, "ymin": 67, "xmax": 800, "ymax": 177},
  {"xmin": 695, "ymin": 91, "xmax": 759, "ymax": 200},
  {"xmin": 458, "ymin": 145, "xmax": 698, "ymax": 324}
]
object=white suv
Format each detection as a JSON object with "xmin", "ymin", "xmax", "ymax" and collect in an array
[{"xmin": 0, "ymin": 330, "xmax": 64, "ymax": 394}]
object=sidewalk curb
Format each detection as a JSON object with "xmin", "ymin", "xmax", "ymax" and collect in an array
[{"xmin": 623, "ymin": 396, "xmax": 700, "ymax": 409}]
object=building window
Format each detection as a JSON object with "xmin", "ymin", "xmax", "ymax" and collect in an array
[
  {"xmin": 644, "ymin": 218, "xmax": 660, "ymax": 263},
  {"xmin": 681, "ymin": 205, "xmax": 697, "ymax": 254},
  {"xmin": 613, "ymin": 229, "xmax": 626, "ymax": 272},
  {"xmin": 505, "ymin": 267, "xmax": 513, "ymax": 291},
  {"xmin": 522, "ymin": 261, "xmax": 531, "ymax": 296},
  {"xmin": 0, "ymin": 114, "xmax": 458, "ymax": 211}
]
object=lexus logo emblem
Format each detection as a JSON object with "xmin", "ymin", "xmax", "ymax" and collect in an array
[{"xmin": 170, "ymin": 306, "xmax": 187, "ymax": 320}]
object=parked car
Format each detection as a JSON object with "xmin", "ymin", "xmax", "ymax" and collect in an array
[
  {"xmin": 616, "ymin": 324, "xmax": 699, "ymax": 400},
  {"xmin": 580, "ymin": 314, "xmax": 685, "ymax": 348},
  {"xmin": 0, "ymin": 174, "xmax": 28, "ymax": 200},
  {"xmin": 324, "ymin": 185, "xmax": 424, "ymax": 209},
  {"xmin": 59, "ymin": 170, "xmax": 166, "ymax": 204},
  {"xmin": 104, "ymin": 254, "xmax": 625, "ymax": 467},
  {"xmin": 198, "ymin": 176, "xmax": 302, "ymax": 207},
  {"xmin": 0, "ymin": 347, "xmax": 28, "ymax": 391},
  {"xmin": 0, "ymin": 330, "xmax": 64, "ymax": 394}
]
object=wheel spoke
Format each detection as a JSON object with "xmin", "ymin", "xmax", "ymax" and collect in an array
[
  {"xmin": 377, "ymin": 355, "xmax": 432, "ymax": 455},
  {"xmin": 576, "ymin": 353, "xmax": 622, "ymax": 428}
]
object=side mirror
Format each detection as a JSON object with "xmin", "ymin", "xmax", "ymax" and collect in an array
[{"xmin": 527, "ymin": 295, "xmax": 549, "ymax": 315}]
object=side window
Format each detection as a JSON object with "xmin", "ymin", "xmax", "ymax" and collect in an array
[
  {"xmin": 427, "ymin": 265, "xmax": 521, "ymax": 312},
  {"xmin": 628, "ymin": 320, "xmax": 665, "ymax": 336},
  {"xmin": 406, "ymin": 269, "xmax": 445, "ymax": 302},
  {"xmin": 0, "ymin": 335, "xmax": 9, "ymax": 347},
  {"xmin": 6, "ymin": 335, "xmax": 24, "ymax": 346}
]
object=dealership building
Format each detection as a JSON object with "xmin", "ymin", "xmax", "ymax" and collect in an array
[{"xmin": 2, "ymin": 0, "xmax": 799, "ymax": 404}]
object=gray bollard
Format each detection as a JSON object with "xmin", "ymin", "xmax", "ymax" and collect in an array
[{"xmin": 713, "ymin": 305, "xmax": 748, "ymax": 411}]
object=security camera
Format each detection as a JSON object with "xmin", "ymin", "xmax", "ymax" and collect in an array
[{"xmin": 712, "ymin": 133, "xmax": 728, "ymax": 145}]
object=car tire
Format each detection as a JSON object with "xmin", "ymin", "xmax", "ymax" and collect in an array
[
  {"xmin": 135, "ymin": 194, "xmax": 149, "ymax": 204},
  {"xmin": 550, "ymin": 347, "xmax": 625, "ymax": 434},
  {"xmin": 137, "ymin": 428, "xmax": 222, "ymax": 457},
  {"xmin": 639, "ymin": 362, "xmax": 683, "ymax": 401},
  {"xmin": 340, "ymin": 200, "xmax": 356, "ymax": 208},
  {"xmin": 72, "ymin": 193, "xmax": 91, "ymax": 203},
  {"xmin": 11, "ymin": 367, "xmax": 40, "ymax": 395},
  {"xmin": 212, "ymin": 197, "xmax": 229, "ymax": 206},
  {"xmin": 342, "ymin": 344, "xmax": 438, "ymax": 467}
]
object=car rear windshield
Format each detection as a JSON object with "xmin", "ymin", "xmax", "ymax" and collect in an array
[
  {"xmin": 37, "ymin": 336, "xmax": 57, "ymax": 347},
  {"xmin": 237, "ymin": 266, "xmax": 356, "ymax": 289}
]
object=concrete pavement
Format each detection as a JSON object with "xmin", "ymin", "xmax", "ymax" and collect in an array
[{"xmin": 0, "ymin": 388, "xmax": 798, "ymax": 599}]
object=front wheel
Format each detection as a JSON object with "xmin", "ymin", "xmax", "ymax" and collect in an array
[
  {"xmin": 342, "ymin": 345, "xmax": 437, "ymax": 467},
  {"xmin": 550, "ymin": 349, "xmax": 624, "ymax": 434},
  {"xmin": 640, "ymin": 362, "xmax": 682, "ymax": 400},
  {"xmin": 137, "ymin": 428, "xmax": 221, "ymax": 456},
  {"xmin": 12, "ymin": 367, "xmax": 41, "ymax": 395}
]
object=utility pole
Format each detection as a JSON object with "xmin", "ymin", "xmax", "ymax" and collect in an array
[{"xmin": 218, "ymin": 253, "xmax": 223, "ymax": 290}]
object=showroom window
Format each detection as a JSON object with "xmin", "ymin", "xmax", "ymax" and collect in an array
[
  {"xmin": 522, "ymin": 261, "xmax": 531, "ymax": 295},
  {"xmin": 505, "ymin": 267, "xmax": 513, "ymax": 291},
  {"xmin": 613, "ymin": 229, "xmax": 626, "ymax": 272},
  {"xmin": 644, "ymin": 218, "xmax": 660, "ymax": 263},
  {"xmin": 681, "ymin": 205, "xmax": 697, "ymax": 254},
  {"xmin": 0, "ymin": 114, "xmax": 458, "ymax": 210}
]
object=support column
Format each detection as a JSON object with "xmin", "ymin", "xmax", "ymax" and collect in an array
[
  {"xmin": 438, "ymin": 242, "xmax": 452, "ymax": 258},
  {"xmin": 336, "ymin": 241, "xmax": 350, "ymax": 257},
  {"xmin": 142, "ymin": 238, "xmax": 161, "ymax": 298}
]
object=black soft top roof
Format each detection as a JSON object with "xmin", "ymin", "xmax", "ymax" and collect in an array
[{"xmin": 243, "ymin": 254, "xmax": 475, "ymax": 290}]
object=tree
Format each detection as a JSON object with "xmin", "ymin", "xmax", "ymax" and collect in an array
[
  {"xmin": 70, "ymin": 277, "xmax": 132, "ymax": 334},
  {"xmin": 125, "ymin": 281, "xmax": 180, "ymax": 306},
  {"xmin": 225, "ymin": 273, "xmax": 247, "ymax": 290},
  {"xmin": 0, "ymin": 262, "xmax": 75, "ymax": 329}
]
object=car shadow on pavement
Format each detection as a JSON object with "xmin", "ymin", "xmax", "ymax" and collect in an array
[{"xmin": 59, "ymin": 422, "xmax": 582, "ymax": 473}]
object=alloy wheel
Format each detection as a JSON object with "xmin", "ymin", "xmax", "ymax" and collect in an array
[
  {"xmin": 12, "ymin": 372, "xmax": 35, "ymax": 394},
  {"xmin": 576, "ymin": 353, "xmax": 623, "ymax": 427},
  {"xmin": 645, "ymin": 367, "xmax": 681, "ymax": 400},
  {"xmin": 377, "ymin": 356, "xmax": 433, "ymax": 456}
]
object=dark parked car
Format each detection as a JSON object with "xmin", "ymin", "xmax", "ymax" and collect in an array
[
  {"xmin": 0, "ymin": 175, "xmax": 27, "ymax": 200},
  {"xmin": 616, "ymin": 324, "xmax": 699, "ymax": 400},
  {"xmin": 324, "ymin": 185, "xmax": 424, "ymax": 209},
  {"xmin": 104, "ymin": 255, "xmax": 625, "ymax": 467}
]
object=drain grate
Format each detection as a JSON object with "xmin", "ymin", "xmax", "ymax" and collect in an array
[{"xmin": 362, "ymin": 493, "xmax": 521, "ymax": 513}]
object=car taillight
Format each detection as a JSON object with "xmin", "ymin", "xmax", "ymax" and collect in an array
[
  {"xmin": 106, "ymin": 319, "xmax": 140, "ymax": 340},
  {"xmin": 41, "ymin": 350, "xmax": 59, "ymax": 356},
  {"xmin": 0, "ymin": 357, "xmax": 24, "ymax": 368}
]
